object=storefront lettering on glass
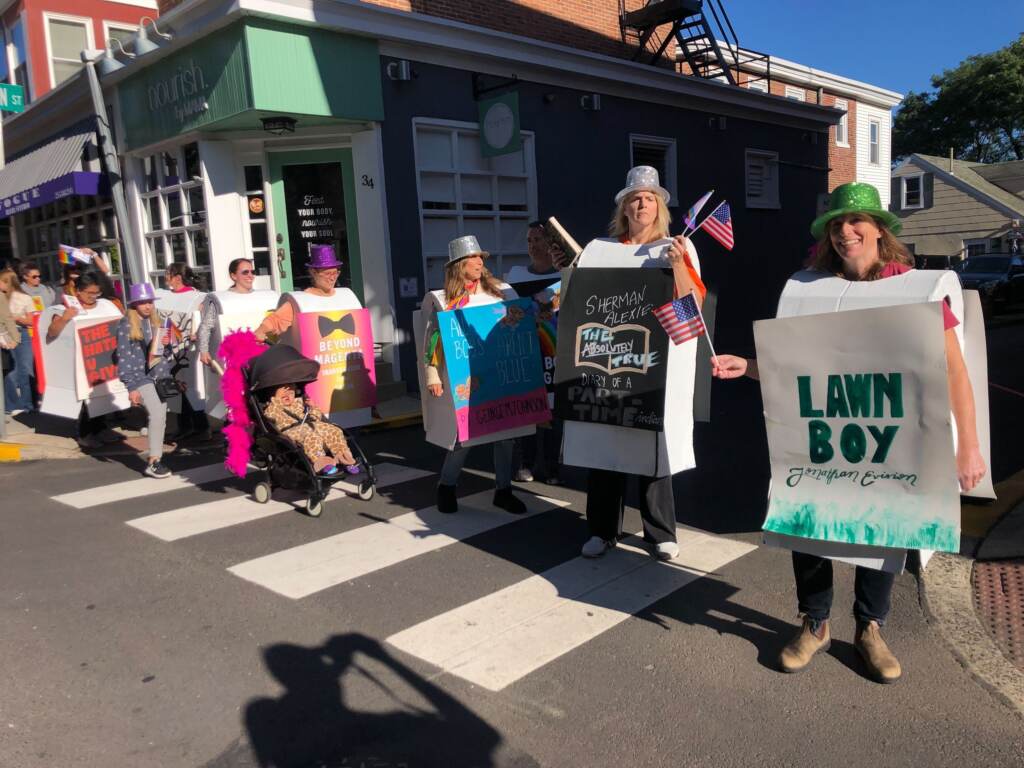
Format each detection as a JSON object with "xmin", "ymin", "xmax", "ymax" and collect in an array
[
  {"xmin": 282, "ymin": 163, "xmax": 348, "ymax": 286},
  {"xmin": 147, "ymin": 61, "xmax": 210, "ymax": 123}
]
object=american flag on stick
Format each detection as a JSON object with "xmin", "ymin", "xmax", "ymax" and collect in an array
[
  {"xmin": 653, "ymin": 291, "xmax": 707, "ymax": 346},
  {"xmin": 697, "ymin": 201, "xmax": 734, "ymax": 251}
]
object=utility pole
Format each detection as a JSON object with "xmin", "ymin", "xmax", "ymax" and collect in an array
[{"xmin": 80, "ymin": 52, "xmax": 144, "ymax": 284}]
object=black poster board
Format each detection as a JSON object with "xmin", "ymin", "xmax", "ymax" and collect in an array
[
  {"xmin": 282, "ymin": 163, "xmax": 349, "ymax": 290},
  {"xmin": 78, "ymin": 320, "xmax": 120, "ymax": 387},
  {"xmin": 554, "ymin": 268, "xmax": 672, "ymax": 431}
]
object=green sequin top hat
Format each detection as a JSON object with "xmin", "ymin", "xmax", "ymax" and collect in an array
[{"xmin": 810, "ymin": 182, "xmax": 902, "ymax": 240}]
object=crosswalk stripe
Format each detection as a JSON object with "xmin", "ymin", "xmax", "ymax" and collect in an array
[
  {"xmin": 53, "ymin": 463, "xmax": 234, "ymax": 509},
  {"xmin": 125, "ymin": 463, "xmax": 433, "ymax": 542},
  {"xmin": 386, "ymin": 527, "xmax": 756, "ymax": 691},
  {"xmin": 227, "ymin": 492, "xmax": 572, "ymax": 599}
]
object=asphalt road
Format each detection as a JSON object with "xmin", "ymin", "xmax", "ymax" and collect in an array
[{"xmin": 2, "ymin": 317, "xmax": 1022, "ymax": 768}]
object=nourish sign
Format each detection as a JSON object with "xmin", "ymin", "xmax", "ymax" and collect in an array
[{"xmin": 754, "ymin": 303, "xmax": 960, "ymax": 552}]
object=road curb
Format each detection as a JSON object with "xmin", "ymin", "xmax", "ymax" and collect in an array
[{"xmin": 920, "ymin": 552, "xmax": 1024, "ymax": 718}]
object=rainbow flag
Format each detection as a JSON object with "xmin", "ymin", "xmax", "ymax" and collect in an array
[{"xmin": 58, "ymin": 245, "xmax": 92, "ymax": 265}]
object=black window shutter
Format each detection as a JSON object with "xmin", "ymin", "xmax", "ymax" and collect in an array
[
  {"xmin": 891, "ymin": 177, "xmax": 901, "ymax": 211},
  {"xmin": 923, "ymin": 173, "xmax": 934, "ymax": 209}
]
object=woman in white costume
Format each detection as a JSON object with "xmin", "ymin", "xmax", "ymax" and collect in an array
[{"xmin": 576, "ymin": 166, "xmax": 706, "ymax": 561}]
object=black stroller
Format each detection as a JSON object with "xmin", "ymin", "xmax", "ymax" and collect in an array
[{"xmin": 245, "ymin": 344, "xmax": 376, "ymax": 517}]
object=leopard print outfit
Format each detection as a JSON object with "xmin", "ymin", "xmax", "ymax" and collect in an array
[{"xmin": 262, "ymin": 396, "xmax": 356, "ymax": 466}]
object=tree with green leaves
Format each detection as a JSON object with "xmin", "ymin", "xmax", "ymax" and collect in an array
[{"xmin": 893, "ymin": 34, "xmax": 1024, "ymax": 163}]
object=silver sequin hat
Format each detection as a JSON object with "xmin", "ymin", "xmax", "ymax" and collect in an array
[
  {"xmin": 447, "ymin": 235, "xmax": 489, "ymax": 264},
  {"xmin": 614, "ymin": 165, "xmax": 670, "ymax": 205}
]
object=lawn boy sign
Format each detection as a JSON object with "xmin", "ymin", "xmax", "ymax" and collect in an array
[
  {"xmin": 755, "ymin": 303, "xmax": 960, "ymax": 553},
  {"xmin": 554, "ymin": 268, "xmax": 672, "ymax": 430},
  {"xmin": 438, "ymin": 298, "xmax": 549, "ymax": 443}
]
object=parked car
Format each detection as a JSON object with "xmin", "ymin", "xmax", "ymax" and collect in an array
[{"xmin": 954, "ymin": 254, "xmax": 1024, "ymax": 314}]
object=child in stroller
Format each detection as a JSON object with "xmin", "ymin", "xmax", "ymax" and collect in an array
[{"xmin": 246, "ymin": 344, "xmax": 375, "ymax": 516}]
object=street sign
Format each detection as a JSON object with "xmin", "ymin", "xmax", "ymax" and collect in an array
[{"xmin": 0, "ymin": 83, "xmax": 25, "ymax": 114}]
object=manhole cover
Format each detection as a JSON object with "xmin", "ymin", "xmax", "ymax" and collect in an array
[{"xmin": 972, "ymin": 559, "xmax": 1024, "ymax": 670}]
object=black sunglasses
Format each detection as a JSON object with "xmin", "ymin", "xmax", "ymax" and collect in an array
[{"xmin": 236, "ymin": 269, "xmax": 255, "ymax": 276}]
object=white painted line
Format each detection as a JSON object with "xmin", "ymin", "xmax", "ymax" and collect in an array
[
  {"xmin": 53, "ymin": 463, "xmax": 234, "ymax": 509},
  {"xmin": 228, "ymin": 492, "xmax": 572, "ymax": 599},
  {"xmin": 125, "ymin": 463, "xmax": 433, "ymax": 541},
  {"xmin": 387, "ymin": 527, "xmax": 756, "ymax": 691}
]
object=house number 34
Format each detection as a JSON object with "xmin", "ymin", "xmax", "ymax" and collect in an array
[{"xmin": 361, "ymin": 175, "xmax": 374, "ymax": 188}]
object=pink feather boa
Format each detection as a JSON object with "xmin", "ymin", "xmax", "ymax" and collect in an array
[{"xmin": 218, "ymin": 330, "xmax": 267, "ymax": 477}]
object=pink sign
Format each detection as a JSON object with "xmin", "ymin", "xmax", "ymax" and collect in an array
[{"xmin": 295, "ymin": 309, "xmax": 377, "ymax": 415}]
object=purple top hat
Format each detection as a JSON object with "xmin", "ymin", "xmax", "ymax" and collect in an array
[
  {"xmin": 128, "ymin": 282, "xmax": 156, "ymax": 305},
  {"xmin": 306, "ymin": 244, "xmax": 343, "ymax": 270}
]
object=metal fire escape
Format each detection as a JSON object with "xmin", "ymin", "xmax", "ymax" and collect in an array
[{"xmin": 619, "ymin": 0, "xmax": 771, "ymax": 89}]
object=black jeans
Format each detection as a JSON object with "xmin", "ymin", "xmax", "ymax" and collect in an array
[
  {"xmin": 516, "ymin": 419, "xmax": 563, "ymax": 480},
  {"xmin": 792, "ymin": 551, "xmax": 896, "ymax": 625},
  {"xmin": 77, "ymin": 402, "xmax": 106, "ymax": 438},
  {"xmin": 585, "ymin": 469, "xmax": 676, "ymax": 544}
]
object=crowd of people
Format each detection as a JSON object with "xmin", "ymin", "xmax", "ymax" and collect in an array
[{"xmin": 0, "ymin": 168, "xmax": 987, "ymax": 685}]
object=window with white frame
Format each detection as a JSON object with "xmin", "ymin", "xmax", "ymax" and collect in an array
[
  {"xmin": 0, "ymin": 26, "xmax": 8, "ymax": 84},
  {"xmin": 629, "ymin": 134, "xmax": 677, "ymax": 204},
  {"xmin": 784, "ymin": 85, "xmax": 805, "ymax": 102},
  {"xmin": 965, "ymin": 239, "xmax": 988, "ymax": 259},
  {"xmin": 103, "ymin": 23, "xmax": 136, "ymax": 49},
  {"xmin": 745, "ymin": 149, "xmax": 780, "ymax": 209},
  {"xmin": 10, "ymin": 19, "xmax": 30, "ymax": 101},
  {"xmin": 834, "ymin": 98, "xmax": 849, "ymax": 145},
  {"xmin": 15, "ymin": 194, "xmax": 121, "ymax": 284},
  {"xmin": 138, "ymin": 142, "xmax": 210, "ymax": 283},
  {"xmin": 869, "ymin": 119, "xmax": 880, "ymax": 165},
  {"xmin": 45, "ymin": 14, "xmax": 93, "ymax": 89},
  {"xmin": 413, "ymin": 119, "xmax": 537, "ymax": 290},
  {"xmin": 902, "ymin": 174, "xmax": 923, "ymax": 209},
  {"xmin": 746, "ymin": 77, "xmax": 768, "ymax": 94}
]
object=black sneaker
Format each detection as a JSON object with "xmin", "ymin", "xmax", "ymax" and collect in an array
[
  {"xmin": 144, "ymin": 461, "xmax": 172, "ymax": 479},
  {"xmin": 436, "ymin": 484, "xmax": 458, "ymax": 513},
  {"xmin": 493, "ymin": 488, "xmax": 527, "ymax": 515}
]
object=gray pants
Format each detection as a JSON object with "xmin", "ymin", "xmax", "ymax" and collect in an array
[
  {"xmin": 440, "ymin": 439, "xmax": 514, "ymax": 489},
  {"xmin": 137, "ymin": 382, "xmax": 168, "ymax": 461}
]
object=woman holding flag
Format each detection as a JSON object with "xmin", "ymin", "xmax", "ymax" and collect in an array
[{"xmin": 574, "ymin": 166, "xmax": 708, "ymax": 561}]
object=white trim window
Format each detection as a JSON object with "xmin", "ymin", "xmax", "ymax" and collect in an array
[
  {"xmin": 412, "ymin": 119, "xmax": 537, "ymax": 290},
  {"xmin": 138, "ymin": 142, "xmax": 210, "ymax": 282},
  {"xmin": 901, "ymin": 174, "xmax": 923, "ymax": 210},
  {"xmin": 746, "ymin": 77, "xmax": 768, "ymax": 94},
  {"xmin": 16, "ymin": 194, "xmax": 121, "ymax": 284},
  {"xmin": 44, "ymin": 13, "xmax": 94, "ymax": 89},
  {"xmin": 834, "ymin": 98, "xmax": 849, "ymax": 146},
  {"xmin": 745, "ymin": 149, "xmax": 780, "ymax": 209},
  {"xmin": 784, "ymin": 85, "xmax": 805, "ymax": 102},
  {"xmin": 9, "ymin": 17, "xmax": 31, "ymax": 101},
  {"xmin": 629, "ymin": 134, "xmax": 678, "ymax": 205},
  {"xmin": 103, "ymin": 22, "xmax": 136, "ymax": 48},
  {"xmin": 964, "ymin": 239, "xmax": 989, "ymax": 259},
  {"xmin": 869, "ymin": 119, "xmax": 881, "ymax": 165}
]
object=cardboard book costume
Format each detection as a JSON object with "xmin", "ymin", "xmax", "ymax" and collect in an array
[
  {"xmin": 758, "ymin": 268, "xmax": 993, "ymax": 573},
  {"xmin": 558, "ymin": 238, "xmax": 701, "ymax": 477}
]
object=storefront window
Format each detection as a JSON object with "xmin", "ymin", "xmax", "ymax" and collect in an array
[
  {"xmin": 413, "ymin": 121, "xmax": 536, "ymax": 289},
  {"xmin": 138, "ymin": 142, "xmax": 209, "ymax": 284},
  {"xmin": 242, "ymin": 164, "xmax": 272, "ymax": 276}
]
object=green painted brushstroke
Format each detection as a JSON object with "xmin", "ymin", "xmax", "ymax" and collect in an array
[{"xmin": 764, "ymin": 499, "xmax": 959, "ymax": 552}]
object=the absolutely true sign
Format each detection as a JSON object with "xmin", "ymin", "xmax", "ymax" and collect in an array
[
  {"xmin": 554, "ymin": 268, "xmax": 672, "ymax": 431},
  {"xmin": 438, "ymin": 298, "xmax": 549, "ymax": 443},
  {"xmin": 295, "ymin": 308, "xmax": 377, "ymax": 415},
  {"xmin": 77, "ymin": 320, "xmax": 120, "ymax": 391},
  {"xmin": 755, "ymin": 303, "xmax": 960, "ymax": 553}
]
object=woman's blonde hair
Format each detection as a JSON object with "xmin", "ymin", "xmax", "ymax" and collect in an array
[
  {"xmin": 608, "ymin": 191, "xmax": 672, "ymax": 240},
  {"xmin": 811, "ymin": 213, "xmax": 913, "ymax": 280},
  {"xmin": 127, "ymin": 305, "xmax": 160, "ymax": 342},
  {"xmin": 443, "ymin": 257, "xmax": 504, "ymax": 304},
  {"xmin": 0, "ymin": 269, "xmax": 26, "ymax": 295}
]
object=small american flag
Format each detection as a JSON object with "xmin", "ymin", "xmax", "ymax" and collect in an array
[
  {"xmin": 701, "ymin": 201, "xmax": 734, "ymax": 250},
  {"xmin": 654, "ymin": 293, "xmax": 706, "ymax": 345}
]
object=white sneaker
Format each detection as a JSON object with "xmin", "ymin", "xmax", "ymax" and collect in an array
[
  {"xmin": 581, "ymin": 536, "xmax": 615, "ymax": 558},
  {"xmin": 655, "ymin": 541, "xmax": 679, "ymax": 561}
]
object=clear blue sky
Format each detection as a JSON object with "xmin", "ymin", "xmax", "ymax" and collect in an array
[{"xmin": 725, "ymin": 0, "xmax": 1023, "ymax": 99}]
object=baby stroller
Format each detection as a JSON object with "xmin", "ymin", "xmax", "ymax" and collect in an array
[{"xmin": 245, "ymin": 344, "xmax": 376, "ymax": 517}]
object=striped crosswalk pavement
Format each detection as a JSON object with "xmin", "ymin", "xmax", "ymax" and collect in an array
[
  {"xmin": 387, "ymin": 526, "xmax": 756, "ymax": 690},
  {"xmin": 53, "ymin": 462, "xmax": 234, "ymax": 509}
]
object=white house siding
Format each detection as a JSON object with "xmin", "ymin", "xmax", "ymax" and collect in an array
[
  {"xmin": 893, "ymin": 161, "xmax": 1009, "ymax": 242},
  {"xmin": 856, "ymin": 103, "xmax": 892, "ymax": 207}
]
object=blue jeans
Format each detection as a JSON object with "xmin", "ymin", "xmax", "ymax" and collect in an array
[
  {"xmin": 440, "ymin": 440, "xmax": 514, "ymax": 489},
  {"xmin": 4, "ymin": 327, "xmax": 34, "ymax": 411}
]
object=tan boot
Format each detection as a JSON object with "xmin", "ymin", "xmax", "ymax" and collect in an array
[
  {"xmin": 778, "ymin": 617, "xmax": 830, "ymax": 673},
  {"xmin": 855, "ymin": 620, "xmax": 902, "ymax": 683}
]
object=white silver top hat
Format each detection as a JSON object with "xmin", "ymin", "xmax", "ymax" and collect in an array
[
  {"xmin": 447, "ymin": 235, "xmax": 489, "ymax": 263},
  {"xmin": 614, "ymin": 165, "xmax": 671, "ymax": 205}
]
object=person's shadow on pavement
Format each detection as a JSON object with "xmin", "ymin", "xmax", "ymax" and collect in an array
[{"xmin": 228, "ymin": 632, "xmax": 535, "ymax": 768}]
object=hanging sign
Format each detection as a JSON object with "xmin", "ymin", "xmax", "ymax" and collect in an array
[
  {"xmin": 554, "ymin": 268, "xmax": 672, "ymax": 431},
  {"xmin": 478, "ymin": 91, "xmax": 522, "ymax": 157}
]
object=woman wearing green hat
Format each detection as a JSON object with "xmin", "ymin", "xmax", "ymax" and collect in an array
[{"xmin": 712, "ymin": 182, "xmax": 987, "ymax": 684}]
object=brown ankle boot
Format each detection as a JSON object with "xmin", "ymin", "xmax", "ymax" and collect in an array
[
  {"xmin": 855, "ymin": 620, "xmax": 902, "ymax": 683},
  {"xmin": 779, "ymin": 617, "xmax": 830, "ymax": 673}
]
